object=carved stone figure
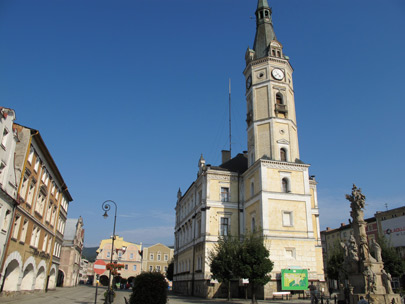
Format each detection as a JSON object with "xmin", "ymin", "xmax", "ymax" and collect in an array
[
  {"xmin": 347, "ymin": 235, "xmax": 359, "ymax": 263},
  {"xmin": 345, "ymin": 184, "xmax": 366, "ymax": 221},
  {"xmin": 381, "ymin": 269, "xmax": 393, "ymax": 294},
  {"xmin": 370, "ymin": 239, "xmax": 382, "ymax": 262},
  {"xmin": 364, "ymin": 266, "xmax": 376, "ymax": 294}
]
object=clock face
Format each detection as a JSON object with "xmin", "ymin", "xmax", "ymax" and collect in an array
[
  {"xmin": 272, "ymin": 68, "xmax": 284, "ymax": 80},
  {"xmin": 246, "ymin": 75, "xmax": 252, "ymax": 89}
]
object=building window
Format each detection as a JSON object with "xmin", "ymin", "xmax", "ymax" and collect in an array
[
  {"xmin": 149, "ymin": 266, "xmax": 153, "ymax": 271},
  {"xmin": 280, "ymin": 148, "xmax": 287, "ymax": 162},
  {"xmin": 282, "ymin": 211, "xmax": 293, "ymax": 227},
  {"xmin": 157, "ymin": 254, "xmax": 161, "ymax": 261},
  {"xmin": 282, "ymin": 178, "xmax": 289, "ymax": 193},
  {"xmin": 156, "ymin": 265, "xmax": 161, "ymax": 272},
  {"xmin": 27, "ymin": 180, "xmax": 36, "ymax": 206},
  {"xmin": 220, "ymin": 217, "xmax": 229, "ymax": 236},
  {"xmin": 2, "ymin": 209, "xmax": 11, "ymax": 231},
  {"xmin": 164, "ymin": 254, "xmax": 168, "ymax": 261},
  {"xmin": 250, "ymin": 181, "xmax": 254, "ymax": 196},
  {"xmin": 20, "ymin": 220, "xmax": 28, "ymax": 243},
  {"xmin": 150, "ymin": 254, "xmax": 154, "ymax": 260},
  {"xmin": 251, "ymin": 215, "xmax": 256, "ymax": 232},
  {"xmin": 130, "ymin": 253, "xmax": 134, "ymax": 259},
  {"xmin": 276, "ymin": 93, "xmax": 283, "ymax": 105},
  {"xmin": 27, "ymin": 148, "xmax": 34, "ymax": 163},
  {"xmin": 133, "ymin": 265, "xmax": 137, "ymax": 271},
  {"xmin": 107, "ymin": 251, "xmax": 111, "ymax": 258},
  {"xmin": 12, "ymin": 215, "xmax": 21, "ymax": 239},
  {"xmin": 125, "ymin": 264, "xmax": 128, "ymax": 270},
  {"xmin": 220, "ymin": 187, "xmax": 229, "ymax": 202},
  {"xmin": 1, "ymin": 128, "xmax": 9, "ymax": 149},
  {"xmin": 34, "ymin": 158, "xmax": 40, "ymax": 172}
]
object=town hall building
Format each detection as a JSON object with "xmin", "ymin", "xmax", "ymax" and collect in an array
[{"xmin": 173, "ymin": 0, "xmax": 325, "ymax": 299}]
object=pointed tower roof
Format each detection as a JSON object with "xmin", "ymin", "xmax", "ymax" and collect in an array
[{"xmin": 253, "ymin": 0, "xmax": 277, "ymax": 59}]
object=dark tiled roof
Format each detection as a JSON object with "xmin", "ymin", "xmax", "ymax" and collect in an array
[{"xmin": 211, "ymin": 153, "xmax": 248, "ymax": 174}]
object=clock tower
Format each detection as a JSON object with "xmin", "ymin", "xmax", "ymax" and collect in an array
[
  {"xmin": 244, "ymin": 0, "xmax": 299, "ymax": 167},
  {"xmin": 241, "ymin": 0, "xmax": 325, "ymax": 295}
]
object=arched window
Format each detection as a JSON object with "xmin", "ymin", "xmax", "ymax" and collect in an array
[
  {"xmin": 265, "ymin": 10, "xmax": 269, "ymax": 17},
  {"xmin": 260, "ymin": 11, "xmax": 263, "ymax": 19},
  {"xmin": 282, "ymin": 178, "xmax": 289, "ymax": 193},
  {"xmin": 276, "ymin": 93, "xmax": 283, "ymax": 105},
  {"xmin": 280, "ymin": 148, "xmax": 287, "ymax": 162},
  {"xmin": 272, "ymin": 50, "xmax": 276, "ymax": 56},
  {"xmin": 277, "ymin": 51, "xmax": 281, "ymax": 57}
]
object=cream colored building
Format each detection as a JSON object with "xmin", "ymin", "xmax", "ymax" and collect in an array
[
  {"xmin": 59, "ymin": 217, "xmax": 84, "ymax": 287},
  {"xmin": 95, "ymin": 236, "xmax": 142, "ymax": 285},
  {"xmin": 142, "ymin": 243, "xmax": 173, "ymax": 274},
  {"xmin": 0, "ymin": 123, "xmax": 73, "ymax": 293},
  {"xmin": 173, "ymin": 0, "xmax": 324, "ymax": 299}
]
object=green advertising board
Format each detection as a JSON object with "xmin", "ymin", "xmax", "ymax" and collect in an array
[{"xmin": 281, "ymin": 269, "xmax": 308, "ymax": 290}]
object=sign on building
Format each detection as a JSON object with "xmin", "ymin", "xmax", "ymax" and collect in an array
[
  {"xmin": 381, "ymin": 216, "xmax": 405, "ymax": 247},
  {"xmin": 281, "ymin": 269, "xmax": 308, "ymax": 290}
]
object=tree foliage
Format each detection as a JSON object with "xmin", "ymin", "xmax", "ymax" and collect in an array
[
  {"xmin": 326, "ymin": 241, "xmax": 345, "ymax": 281},
  {"xmin": 209, "ymin": 232, "xmax": 274, "ymax": 303},
  {"xmin": 235, "ymin": 233, "xmax": 274, "ymax": 303},
  {"xmin": 129, "ymin": 272, "xmax": 168, "ymax": 304},
  {"xmin": 166, "ymin": 259, "xmax": 174, "ymax": 281},
  {"xmin": 209, "ymin": 235, "xmax": 240, "ymax": 300},
  {"xmin": 377, "ymin": 236, "xmax": 405, "ymax": 278}
]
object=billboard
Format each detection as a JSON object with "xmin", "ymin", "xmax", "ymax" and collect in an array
[
  {"xmin": 281, "ymin": 269, "xmax": 308, "ymax": 290},
  {"xmin": 381, "ymin": 216, "xmax": 405, "ymax": 247}
]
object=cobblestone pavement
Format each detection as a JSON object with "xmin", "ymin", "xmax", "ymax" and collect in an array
[{"xmin": 0, "ymin": 285, "xmax": 313, "ymax": 304}]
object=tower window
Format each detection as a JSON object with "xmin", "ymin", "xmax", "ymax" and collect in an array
[
  {"xmin": 272, "ymin": 50, "xmax": 276, "ymax": 56},
  {"xmin": 277, "ymin": 51, "xmax": 281, "ymax": 57},
  {"xmin": 265, "ymin": 10, "xmax": 269, "ymax": 17},
  {"xmin": 276, "ymin": 93, "xmax": 283, "ymax": 104},
  {"xmin": 260, "ymin": 11, "xmax": 263, "ymax": 19},
  {"xmin": 282, "ymin": 178, "xmax": 289, "ymax": 193},
  {"xmin": 280, "ymin": 148, "xmax": 287, "ymax": 162}
]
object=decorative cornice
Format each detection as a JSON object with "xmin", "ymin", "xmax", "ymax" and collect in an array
[
  {"xmin": 261, "ymin": 160, "xmax": 309, "ymax": 171},
  {"xmin": 207, "ymin": 173, "xmax": 238, "ymax": 182}
]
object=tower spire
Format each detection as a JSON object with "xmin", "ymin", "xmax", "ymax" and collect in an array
[{"xmin": 253, "ymin": 0, "xmax": 277, "ymax": 59}]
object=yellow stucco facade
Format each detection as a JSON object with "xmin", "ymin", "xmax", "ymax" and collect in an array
[{"xmin": 173, "ymin": 0, "xmax": 324, "ymax": 299}]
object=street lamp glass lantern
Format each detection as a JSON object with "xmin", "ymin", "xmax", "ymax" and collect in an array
[{"xmin": 103, "ymin": 211, "xmax": 108, "ymax": 219}]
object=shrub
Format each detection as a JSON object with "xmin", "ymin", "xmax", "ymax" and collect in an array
[{"xmin": 129, "ymin": 272, "xmax": 168, "ymax": 304}]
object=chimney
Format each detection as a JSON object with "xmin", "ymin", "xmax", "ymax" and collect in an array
[
  {"xmin": 341, "ymin": 223, "xmax": 345, "ymax": 227},
  {"xmin": 221, "ymin": 150, "xmax": 231, "ymax": 164},
  {"xmin": 326, "ymin": 227, "xmax": 330, "ymax": 231}
]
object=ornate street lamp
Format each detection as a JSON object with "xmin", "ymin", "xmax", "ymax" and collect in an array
[{"xmin": 102, "ymin": 200, "xmax": 117, "ymax": 304}]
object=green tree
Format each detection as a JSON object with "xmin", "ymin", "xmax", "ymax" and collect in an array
[
  {"xmin": 129, "ymin": 272, "xmax": 168, "ymax": 304},
  {"xmin": 166, "ymin": 259, "xmax": 174, "ymax": 281},
  {"xmin": 325, "ymin": 241, "xmax": 345, "ymax": 281},
  {"xmin": 235, "ymin": 233, "xmax": 274, "ymax": 304},
  {"xmin": 209, "ymin": 235, "xmax": 239, "ymax": 301},
  {"xmin": 377, "ymin": 236, "xmax": 405, "ymax": 278}
]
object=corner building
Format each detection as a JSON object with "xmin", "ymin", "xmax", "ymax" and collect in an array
[{"xmin": 173, "ymin": 0, "xmax": 324, "ymax": 299}]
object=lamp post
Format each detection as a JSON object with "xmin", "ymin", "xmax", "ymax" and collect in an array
[{"xmin": 102, "ymin": 200, "xmax": 117, "ymax": 304}]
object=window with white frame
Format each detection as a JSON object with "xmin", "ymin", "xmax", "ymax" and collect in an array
[
  {"xmin": 107, "ymin": 251, "xmax": 111, "ymax": 258},
  {"xmin": 2, "ymin": 209, "xmax": 11, "ymax": 231},
  {"xmin": 149, "ymin": 266, "xmax": 153, "ymax": 271},
  {"xmin": 220, "ymin": 217, "xmax": 229, "ymax": 236},
  {"xmin": 27, "ymin": 148, "xmax": 34, "ymax": 164},
  {"xmin": 42, "ymin": 234, "xmax": 48, "ymax": 251},
  {"xmin": 157, "ymin": 254, "xmax": 161, "ymax": 261},
  {"xmin": 20, "ymin": 174, "xmax": 29, "ymax": 200},
  {"xmin": 20, "ymin": 220, "xmax": 28, "ymax": 243},
  {"xmin": 1, "ymin": 128, "xmax": 9, "ymax": 148},
  {"xmin": 220, "ymin": 187, "xmax": 229, "ymax": 202},
  {"xmin": 156, "ymin": 265, "xmax": 161, "ymax": 271},
  {"xmin": 34, "ymin": 158, "xmax": 40, "ymax": 172},
  {"xmin": 12, "ymin": 214, "xmax": 21, "ymax": 239},
  {"xmin": 133, "ymin": 265, "xmax": 137, "ymax": 271},
  {"xmin": 164, "ymin": 254, "xmax": 168, "ymax": 261},
  {"xmin": 125, "ymin": 264, "xmax": 128, "ymax": 270},
  {"xmin": 26, "ymin": 179, "xmax": 36, "ymax": 206},
  {"xmin": 282, "ymin": 211, "xmax": 293, "ymax": 227},
  {"xmin": 150, "ymin": 253, "xmax": 154, "ymax": 260}
]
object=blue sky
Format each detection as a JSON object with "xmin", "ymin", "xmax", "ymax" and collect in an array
[{"xmin": 2, "ymin": 0, "xmax": 405, "ymax": 247}]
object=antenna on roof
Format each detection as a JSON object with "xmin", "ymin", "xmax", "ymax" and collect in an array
[{"xmin": 229, "ymin": 78, "xmax": 232, "ymax": 157}]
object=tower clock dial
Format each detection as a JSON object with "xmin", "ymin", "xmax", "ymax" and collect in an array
[{"xmin": 271, "ymin": 68, "xmax": 284, "ymax": 80}]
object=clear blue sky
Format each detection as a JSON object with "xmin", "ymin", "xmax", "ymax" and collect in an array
[{"xmin": 2, "ymin": 0, "xmax": 404, "ymax": 247}]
